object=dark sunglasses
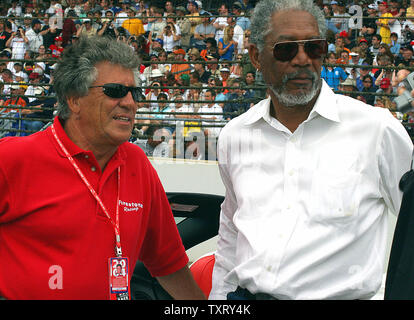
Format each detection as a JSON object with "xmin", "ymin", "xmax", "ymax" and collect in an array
[
  {"xmin": 273, "ymin": 39, "xmax": 328, "ymax": 62},
  {"xmin": 89, "ymin": 83, "xmax": 143, "ymax": 102}
]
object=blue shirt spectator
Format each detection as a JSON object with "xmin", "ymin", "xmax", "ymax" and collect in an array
[{"xmin": 321, "ymin": 53, "xmax": 348, "ymax": 90}]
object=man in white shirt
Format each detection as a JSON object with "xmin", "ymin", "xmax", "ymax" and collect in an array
[
  {"xmin": 210, "ymin": 0, "xmax": 413, "ymax": 300},
  {"xmin": 197, "ymin": 89, "xmax": 223, "ymax": 138}
]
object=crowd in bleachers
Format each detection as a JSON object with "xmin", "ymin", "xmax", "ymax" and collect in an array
[{"xmin": 1, "ymin": 0, "xmax": 414, "ymax": 158}]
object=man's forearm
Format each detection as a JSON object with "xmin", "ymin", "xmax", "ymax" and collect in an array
[{"xmin": 156, "ymin": 265, "xmax": 206, "ymax": 300}]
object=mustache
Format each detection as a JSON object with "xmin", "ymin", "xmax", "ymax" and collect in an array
[{"xmin": 281, "ymin": 69, "xmax": 319, "ymax": 85}]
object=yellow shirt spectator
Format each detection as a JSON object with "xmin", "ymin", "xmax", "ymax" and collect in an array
[
  {"xmin": 378, "ymin": 13, "xmax": 393, "ymax": 44},
  {"xmin": 122, "ymin": 18, "xmax": 145, "ymax": 36}
]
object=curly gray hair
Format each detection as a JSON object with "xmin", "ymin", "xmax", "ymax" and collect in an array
[
  {"xmin": 53, "ymin": 36, "xmax": 140, "ymax": 121},
  {"xmin": 249, "ymin": 0, "xmax": 327, "ymax": 52}
]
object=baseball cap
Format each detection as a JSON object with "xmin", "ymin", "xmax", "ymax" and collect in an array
[
  {"xmin": 173, "ymin": 48, "xmax": 186, "ymax": 55},
  {"xmin": 154, "ymin": 38, "xmax": 163, "ymax": 46},
  {"xmin": 54, "ymin": 36, "xmax": 62, "ymax": 41},
  {"xmin": 339, "ymin": 31, "xmax": 348, "ymax": 38},
  {"xmin": 188, "ymin": 1, "xmax": 198, "ymax": 9},
  {"xmin": 359, "ymin": 38, "xmax": 368, "ymax": 44},
  {"xmin": 220, "ymin": 67, "xmax": 230, "ymax": 72},
  {"xmin": 380, "ymin": 78, "xmax": 391, "ymax": 89},
  {"xmin": 176, "ymin": 6, "xmax": 187, "ymax": 13},
  {"xmin": 29, "ymin": 72, "xmax": 41, "ymax": 80}
]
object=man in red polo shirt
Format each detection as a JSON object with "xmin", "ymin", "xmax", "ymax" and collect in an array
[{"xmin": 0, "ymin": 36, "xmax": 205, "ymax": 300}]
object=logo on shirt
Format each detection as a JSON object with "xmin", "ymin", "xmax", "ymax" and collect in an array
[{"xmin": 119, "ymin": 200, "xmax": 143, "ymax": 213}]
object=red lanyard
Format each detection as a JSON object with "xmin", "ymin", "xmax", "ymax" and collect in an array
[{"xmin": 51, "ymin": 124, "xmax": 123, "ymax": 257}]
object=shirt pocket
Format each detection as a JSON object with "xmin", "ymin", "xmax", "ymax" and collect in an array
[{"xmin": 309, "ymin": 155, "xmax": 362, "ymax": 224}]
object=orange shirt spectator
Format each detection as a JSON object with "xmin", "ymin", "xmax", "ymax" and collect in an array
[{"xmin": 170, "ymin": 48, "xmax": 191, "ymax": 81}]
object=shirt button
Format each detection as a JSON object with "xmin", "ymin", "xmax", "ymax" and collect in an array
[{"xmin": 91, "ymin": 166, "xmax": 96, "ymax": 172}]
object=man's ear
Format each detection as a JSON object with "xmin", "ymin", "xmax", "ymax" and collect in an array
[
  {"xmin": 248, "ymin": 44, "xmax": 261, "ymax": 71},
  {"xmin": 66, "ymin": 96, "xmax": 81, "ymax": 114}
]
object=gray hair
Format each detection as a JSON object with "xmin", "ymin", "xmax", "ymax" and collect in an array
[
  {"xmin": 250, "ymin": 0, "xmax": 327, "ymax": 52},
  {"xmin": 53, "ymin": 36, "xmax": 140, "ymax": 120}
]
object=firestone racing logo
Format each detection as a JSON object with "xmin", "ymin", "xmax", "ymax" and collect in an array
[{"xmin": 118, "ymin": 200, "xmax": 143, "ymax": 213}]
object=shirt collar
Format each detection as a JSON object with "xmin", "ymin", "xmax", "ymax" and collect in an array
[
  {"xmin": 48, "ymin": 116, "xmax": 127, "ymax": 161},
  {"xmin": 243, "ymin": 79, "xmax": 340, "ymax": 126}
]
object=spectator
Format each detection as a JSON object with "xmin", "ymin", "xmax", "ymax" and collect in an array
[
  {"xmin": 49, "ymin": 36, "xmax": 64, "ymax": 58},
  {"xmin": 339, "ymin": 77, "xmax": 357, "ymax": 97},
  {"xmin": 161, "ymin": 22, "xmax": 180, "ymax": 53},
  {"xmin": 25, "ymin": 19, "xmax": 46, "ymax": 53},
  {"xmin": 41, "ymin": 13, "xmax": 60, "ymax": 50},
  {"xmin": 1, "ymin": 68, "xmax": 13, "ymax": 95},
  {"xmin": 186, "ymin": 0, "xmax": 202, "ymax": 42},
  {"xmin": 193, "ymin": 58, "xmax": 211, "ymax": 84},
  {"xmin": 3, "ymin": 83, "xmax": 28, "ymax": 116},
  {"xmin": 76, "ymin": 18, "xmax": 97, "ymax": 38},
  {"xmin": 331, "ymin": 1, "xmax": 350, "ymax": 34},
  {"xmin": 206, "ymin": 53, "xmax": 221, "ymax": 78},
  {"xmin": 376, "ymin": 1, "xmax": 393, "ymax": 45},
  {"xmin": 153, "ymin": 92, "xmax": 175, "ymax": 134},
  {"xmin": 62, "ymin": 10, "xmax": 78, "ymax": 46},
  {"xmin": 198, "ymin": 88, "xmax": 223, "ymax": 138},
  {"xmin": 122, "ymin": 6, "xmax": 145, "ymax": 37},
  {"xmin": 25, "ymin": 71, "xmax": 43, "ymax": 103},
  {"xmin": 223, "ymin": 79, "xmax": 249, "ymax": 120},
  {"xmin": 333, "ymin": 36, "xmax": 349, "ymax": 57},
  {"xmin": 7, "ymin": 0, "xmax": 22, "ymax": 18},
  {"xmin": 243, "ymin": 71, "xmax": 257, "ymax": 107},
  {"xmin": 360, "ymin": 6, "xmax": 377, "ymax": 45},
  {"xmin": 226, "ymin": 15, "xmax": 244, "ymax": 54},
  {"xmin": 219, "ymin": 64, "xmax": 231, "ymax": 93},
  {"xmin": 0, "ymin": 21, "xmax": 12, "ymax": 51},
  {"xmin": 6, "ymin": 26, "xmax": 28, "ymax": 59},
  {"xmin": 114, "ymin": 1, "xmax": 129, "ymax": 28},
  {"xmin": 218, "ymin": 26, "xmax": 237, "ymax": 61},
  {"xmin": 230, "ymin": 53, "xmax": 243, "ymax": 79},
  {"xmin": 164, "ymin": 1, "xmax": 175, "ymax": 17},
  {"xmin": 176, "ymin": 6, "xmax": 191, "ymax": 50},
  {"xmin": 170, "ymin": 48, "xmax": 191, "ymax": 82},
  {"xmin": 213, "ymin": 2, "xmax": 229, "ymax": 44},
  {"xmin": 395, "ymin": 44, "xmax": 414, "ymax": 67},
  {"xmin": 64, "ymin": 0, "xmax": 82, "ymax": 17},
  {"xmin": 231, "ymin": 1, "xmax": 251, "ymax": 32},
  {"xmin": 375, "ymin": 77, "xmax": 394, "ymax": 105},
  {"xmin": 370, "ymin": 34, "xmax": 382, "ymax": 56},
  {"xmin": 165, "ymin": 13, "xmax": 182, "ymax": 46},
  {"xmin": 12, "ymin": 61, "xmax": 28, "ymax": 83},
  {"xmin": 356, "ymin": 60, "xmax": 374, "ymax": 91},
  {"xmin": 97, "ymin": 9, "xmax": 119, "ymax": 38},
  {"xmin": 148, "ymin": 7, "xmax": 166, "ymax": 41},
  {"xmin": 135, "ymin": 125, "xmax": 172, "ymax": 158},
  {"xmin": 146, "ymin": 79, "xmax": 163, "ymax": 110},
  {"xmin": 360, "ymin": 75, "xmax": 377, "ymax": 106},
  {"xmin": 321, "ymin": 52, "xmax": 348, "ymax": 90},
  {"xmin": 193, "ymin": 12, "xmax": 216, "ymax": 51},
  {"xmin": 390, "ymin": 32, "xmax": 401, "ymax": 56},
  {"xmin": 388, "ymin": 0, "xmax": 404, "ymax": 41}
]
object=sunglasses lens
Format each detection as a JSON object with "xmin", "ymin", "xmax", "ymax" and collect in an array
[
  {"xmin": 273, "ymin": 40, "xmax": 327, "ymax": 61},
  {"xmin": 131, "ymin": 88, "xmax": 142, "ymax": 102},
  {"xmin": 273, "ymin": 42, "xmax": 298, "ymax": 61},
  {"xmin": 102, "ymin": 84, "xmax": 142, "ymax": 101},
  {"xmin": 305, "ymin": 40, "xmax": 327, "ymax": 59},
  {"xmin": 103, "ymin": 84, "xmax": 126, "ymax": 99}
]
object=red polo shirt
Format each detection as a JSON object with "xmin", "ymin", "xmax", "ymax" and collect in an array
[{"xmin": 0, "ymin": 117, "xmax": 188, "ymax": 299}]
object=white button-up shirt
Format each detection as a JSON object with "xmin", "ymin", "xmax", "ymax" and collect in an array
[{"xmin": 209, "ymin": 80, "xmax": 413, "ymax": 300}]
